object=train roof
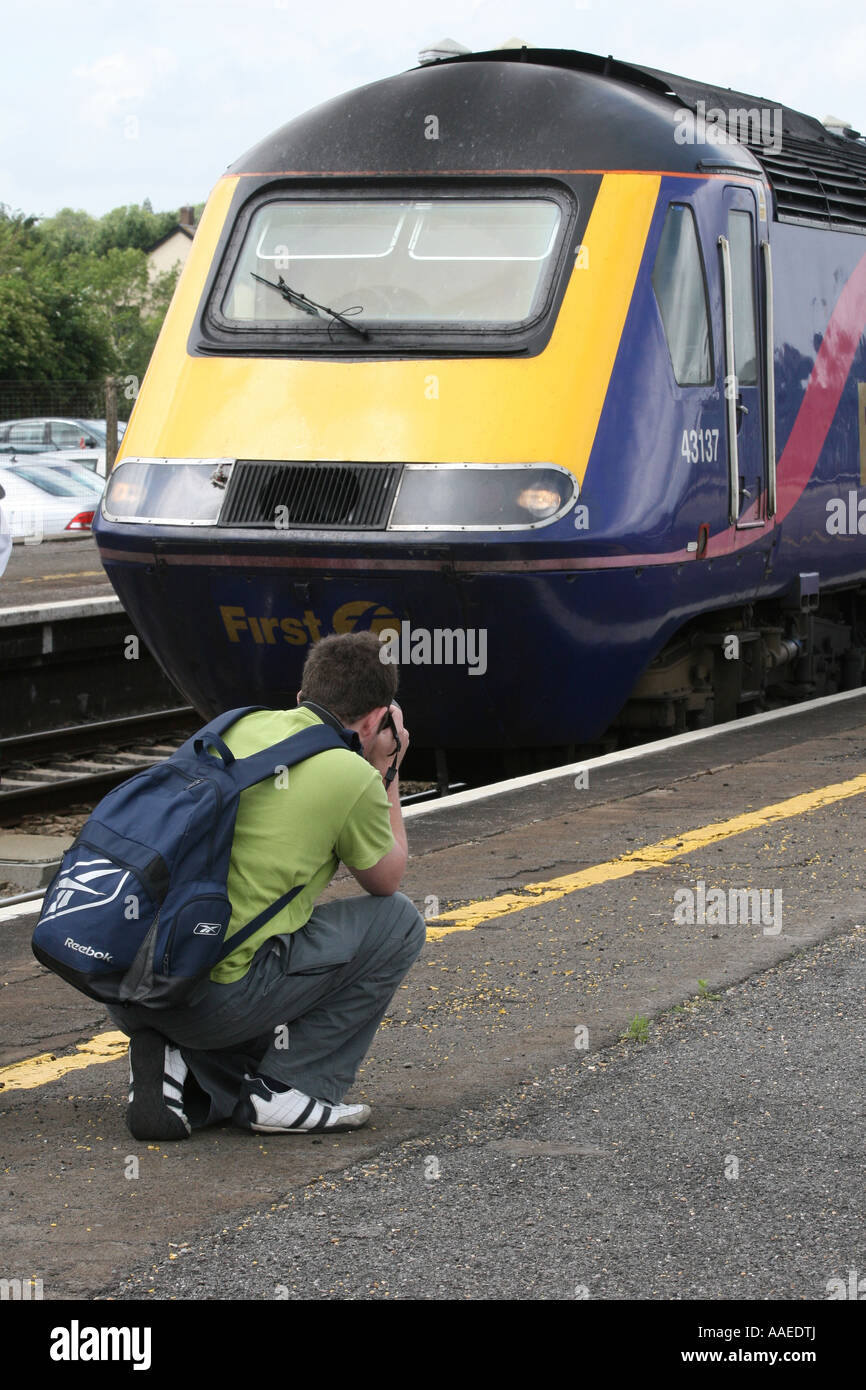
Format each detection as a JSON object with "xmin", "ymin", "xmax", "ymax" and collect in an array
[{"xmin": 229, "ymin": 47, "xmax": 866, "ymax": 233}]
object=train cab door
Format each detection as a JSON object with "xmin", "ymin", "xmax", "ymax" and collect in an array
[{"xmin": 718, "ymin": 186, "xmax": 775, "ymax": 530}]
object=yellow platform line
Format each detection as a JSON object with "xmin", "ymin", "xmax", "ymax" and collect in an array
[
  {"xmin": 20, "ymin": 571, "xmax": 106, "ymax": 583},
  {"xmin": 425, "ymin": 770, "xmax": 866, "ymax": 938},
  {"xmin": 5, "ymin": 769, "xmax": 866, "ymax": 1091},
  {"xmin": 0, "ymin": 1031, "xmax": 128, "ymax": 1093}
]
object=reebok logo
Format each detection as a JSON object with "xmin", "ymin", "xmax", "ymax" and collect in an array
[
  {"xmin": 193, "ymin": 922, "xmax": 221, "ymax": 936},
  {"xmin": 64, "ymin": 937, "xmax": 113, "ymax": 962},
  {"xmin": 43, "ymin": 856, "xmax": 129, "ymax": 921}
]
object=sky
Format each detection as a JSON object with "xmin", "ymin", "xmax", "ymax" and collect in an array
[{"xmin": 2, "ymin": 0, "xmax": 864, "ymax": 220}]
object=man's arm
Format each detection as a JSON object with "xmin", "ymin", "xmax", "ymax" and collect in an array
[
  {"xmin": 348, "ymin": 703, "xmax": 409, "ymax": 896},
  {"xmin": 348, "ymin": 776, "xmax": 407, "ymax": 895}
]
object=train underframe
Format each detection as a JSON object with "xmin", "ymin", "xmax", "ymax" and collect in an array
[
  {"xmin": 435, "ymin": 581, "xmax": 866, "ymax": 788},
  {"xmin": 614, "ymin": 582, "xmax": 866, "ymax": 736}
]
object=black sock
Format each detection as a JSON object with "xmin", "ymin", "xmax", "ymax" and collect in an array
[{"xmin": 259, "ymin": 1074, "xmax": 292, "ymax": 1094}]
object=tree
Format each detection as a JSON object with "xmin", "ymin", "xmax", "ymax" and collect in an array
[
  {"xmin": 37, "ymin": 208, "xmax": 98, "ymax": 261},
  {"xmin": 91, "ymin": 204, "xmax": 178, "ymax": 256},
  {"xmin": 0, "ymin": 205, "xmax": 111, "ymax": 379},
  {"xmin": 0, "ymin": 201, "xmax": 189, "ymax": 384}
]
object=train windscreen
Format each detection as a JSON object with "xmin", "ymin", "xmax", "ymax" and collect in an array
[{"xmin": 221, "ymin": 198, "xmax": 562, "ymax": 328}]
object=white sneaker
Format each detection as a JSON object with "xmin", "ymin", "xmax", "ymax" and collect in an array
[
  {"xmin": 127, "ymin": 1029, "xmax": 190, "ymax": 1141},
  {"xmin": 232, "ymin": 1075, "xmax": 371, "ymax": 1133}
]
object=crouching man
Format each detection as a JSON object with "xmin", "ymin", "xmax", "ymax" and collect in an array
[{"xmin": 109, "ymin": 630, "xmax": 425, "ymax": 1139}]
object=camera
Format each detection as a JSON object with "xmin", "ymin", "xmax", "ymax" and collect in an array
[
  {"xmin": 378, "ymin": 700, "xmax": 402, "ymax": 745},
  {"xmin": 378, "ymin": 701, "xmax": 402, "ymax": 785}
]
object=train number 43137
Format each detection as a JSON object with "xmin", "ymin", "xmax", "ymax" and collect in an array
[{"xmin": 682, "ymin": 428, "xmax": 720, "ymax": 464}]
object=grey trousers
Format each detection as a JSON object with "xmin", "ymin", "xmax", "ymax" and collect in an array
[{"xmin": 108, "ymin": 891, "xmax": 425, "ymax": 1126}]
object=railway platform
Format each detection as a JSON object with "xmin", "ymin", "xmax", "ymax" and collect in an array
[
  {"xmin": 0, "ymin": 541, "xmax": 183, "ymax": 737},
  {"xmin": 1, "ymin": 690, "xmax": 864, "ymax": 1302},
  {"xmin": 0, "ymin": 534, "xmax": 113, "ymax": 607}
]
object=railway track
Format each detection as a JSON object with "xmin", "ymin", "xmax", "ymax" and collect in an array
[
  {"xmin": 0, "ymin": 706, "xmax": 464, "ymax": 910},
  {"xmin": 0, "ymin": 705, "xmax": 461, "ymax": 827},
  {"xmin": 2, "ymin": 675, "xmax": 848, "ymax": 836},
  {"xmin": 0, "ymin": 707, "xmax": 200, "ymax": 822},
  {"xmin": 1, "ymin": 684, "xmax": 859, "ymax": 913}
]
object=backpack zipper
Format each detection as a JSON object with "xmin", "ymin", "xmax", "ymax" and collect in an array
[
  {"xmin": 160, "ymin": 767, "xmax": 223, "ymax": 968},
  {"xmin": 152, "ymin": 909, "xmax": 173, "ymax": 974}
]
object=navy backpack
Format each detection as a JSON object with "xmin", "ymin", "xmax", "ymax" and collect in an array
[{"xmin": 31, "ymin": 706, "xmax": 350, "ymax": 1008}]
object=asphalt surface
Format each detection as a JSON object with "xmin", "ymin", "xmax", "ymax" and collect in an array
[{"xmin": 101, "ymin": 925, "xmax": 866, "ymax": 1302}]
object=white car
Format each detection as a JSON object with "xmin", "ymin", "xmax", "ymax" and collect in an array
[
  {"xmin": 0, "ymin": 489, "xmax": 10, "ymax": 578},
  {"xmin": 84, "ymin": 418, "xmax": 127, "ymax": 441},
  {"xmin": 0, "ymin": 465, "xmax": 98, "ymax": 542},
  {"xmin": 8, "ymin": 456, "xmax": 106, "ymax": 499},
  {"xmin": 0, "ymin": 417, "xmax": 112, "ymax": 475}
]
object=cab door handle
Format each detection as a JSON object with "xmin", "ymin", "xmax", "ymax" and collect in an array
[{"xmin": 736, "ymin": 393, "xmax": 749, "ymax": 432}]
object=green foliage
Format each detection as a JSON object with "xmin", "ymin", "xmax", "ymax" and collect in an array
[
  {"xmin": 35, "ymin": 208, "xmax": 98, "ymax": 260},
  {"xmin": 39, "ymin": 203, "xmax": 178, "ymax": 259},
  {"xmin": 0, "ymin": 201, "xmax": 187, "ymax": 382},
  {"xmin": 697, "ymin": 978, "xmax": 720, "ymax": 1001},
  {"xmin": 94, "ymin": 205, "xmax": 178, "ymax": 257},
  {"xmin": 624, "ymin": 1014, "xmax": 649, "ymax": 1043}
]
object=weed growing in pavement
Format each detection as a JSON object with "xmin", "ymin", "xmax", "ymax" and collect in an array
[
  {"xmin": 697, "ymin": 978, "xmax": 721, "ymax": 1001},
  {"xmin": 623, "ymin": 1014, "xmax": 649, "ymax": 1044}
]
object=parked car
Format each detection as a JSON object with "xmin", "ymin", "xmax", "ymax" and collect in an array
[
  {"xmin": 83, "ymin": 418, "xmax": 127, "ymax": 440},
  {"xmin": 0, "ymin": 465, "xmax": 97, "ymax": 540},
  {"xmin": 8, "ymin": 457, "xmax": 106, "ymax": 497},
  {"xmin": 0, "ymin": 417, "xmax": 110, "ymax": 474},
  {"xmin": 0, "ymin": 481, "xmax": 11, "ymax": 578}
]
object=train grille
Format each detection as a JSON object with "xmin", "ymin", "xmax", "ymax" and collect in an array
[
  {"xmin": 749, "ymin": 134, "xmax": 866, "ymax": 232},
  {"xmin": 219, "ymin": 461, "xmax": 403, "ymax": 530}
]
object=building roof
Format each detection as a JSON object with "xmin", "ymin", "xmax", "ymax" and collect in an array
[{"xmin": 147, "ymin": 223, "xmax": 195, "ymax": 255}]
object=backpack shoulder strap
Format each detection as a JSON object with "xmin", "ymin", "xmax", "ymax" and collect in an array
[
  {"xmin": 230, "ymin": 723, "xmax": 351, "ymax": 792},
  {"xmin": 214, "ymin": 882, "xmax": 308, "ymax": 964},
  {"xmin": 212, "ymin": 722, "xmax": 363, "ymax": 961},
  {"xmin": 205, "ymin": 705, "xmax": 268, "ymax": 737},
  {"xmin": 173, "ymin": 706, "xmax": 267, "ymax": 761}
]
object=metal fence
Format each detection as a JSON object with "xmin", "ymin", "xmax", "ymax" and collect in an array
[{"xmin": 0, "ymin": 380, "xmax": 133, "ymax": 424}]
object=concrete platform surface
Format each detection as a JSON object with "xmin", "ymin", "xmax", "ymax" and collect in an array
[
  {"xmin": 0, "ymin": 833, "xmax": 69, "ymax": 892},
  {"xmin": 0, "ymin": 693, "xmax": 864, "ymax": 1302},
  {"xmin": 0, "ymin": 535, "xmax": 113, "ymax": 608}
]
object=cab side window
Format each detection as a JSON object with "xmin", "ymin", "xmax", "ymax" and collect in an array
[
  {"xmin": 726, "ymin": 211, "xmax": 758, "ymax": 385},
  {"xmin": 651, "ymin": 204, "xmax": 712, "ymax": 385}
]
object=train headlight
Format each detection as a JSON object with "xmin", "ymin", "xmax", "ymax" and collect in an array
[
  {"xmin": 389, "ymin": 464, "xmax": 576, "ymax": 531},
  {"xmin": 102, "ymin": 459, "xmax": 233, "ymax": 525},
  {"xmin": 516, "ymin": 485, "xmax": 563, "ymax": 519}
]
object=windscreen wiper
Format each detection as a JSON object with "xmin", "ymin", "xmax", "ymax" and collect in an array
[{"xmin": 251, "ymin": 273, "xmax": 369, "ymax": 339}]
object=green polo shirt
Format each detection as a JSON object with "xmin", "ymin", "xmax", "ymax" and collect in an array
[{"xmin": 210, "ymin": 706, "xmax": 395, "ymax": 983}]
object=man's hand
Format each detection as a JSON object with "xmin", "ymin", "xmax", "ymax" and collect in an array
[
  {"xmin": 350, "ymin": 702, "xmax": 410, "ymax": 895},
  {"xmin": 367, "ymin": 702, "xmax": 410, "ymax": 781}
]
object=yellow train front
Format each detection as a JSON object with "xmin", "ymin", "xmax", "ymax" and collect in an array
[{"xmin": 93, "ymin": 48, "xmax": 866, "ymax": 773}]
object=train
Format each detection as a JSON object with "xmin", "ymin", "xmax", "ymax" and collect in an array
[{"xmin": 92, "ymin": 46, "xmax": 866, "ymax": 778}]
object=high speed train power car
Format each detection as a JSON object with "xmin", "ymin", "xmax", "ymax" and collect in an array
[{"xmin": 93, "ymin": 47, "xmax": 866, "ymax": 776}]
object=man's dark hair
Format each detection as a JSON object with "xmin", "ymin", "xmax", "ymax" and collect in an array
[{"xmin": 299, "ymin": 631, "xmax": 397, "ymax": 723}]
